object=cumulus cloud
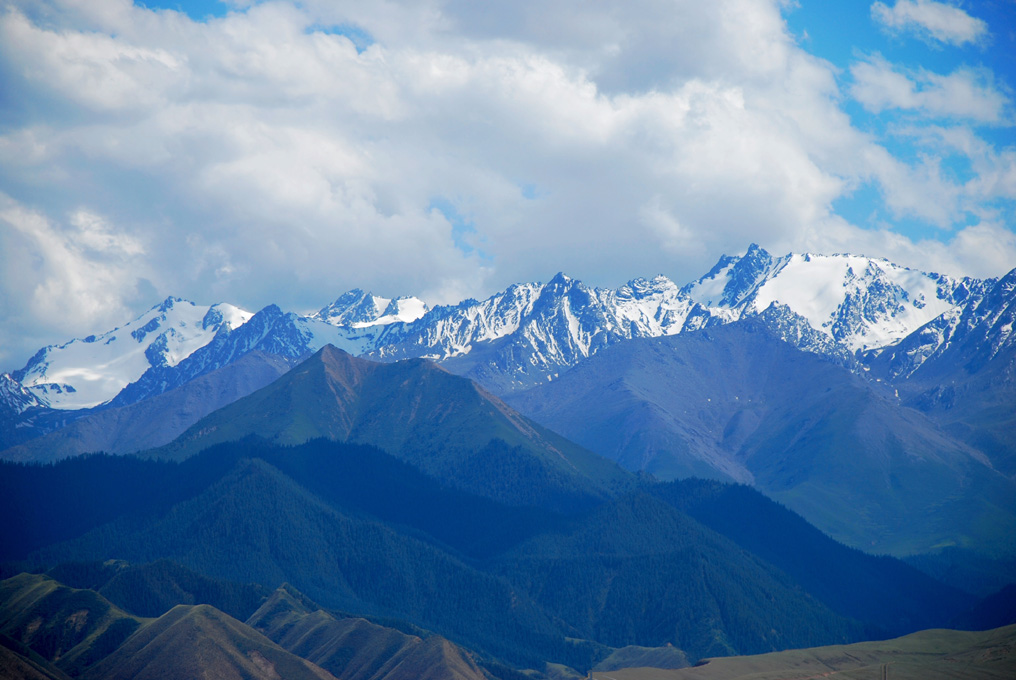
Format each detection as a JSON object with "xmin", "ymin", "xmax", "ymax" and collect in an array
[
  {"xmin": 871, "ymin": 0, "xmax": 989, "ymax": 46},
  {"xmin": 851, "ymin": 56, "xmax": 1008, "ymax": 122},
  {"xmin": 0, "ymin": 194, "xmax": 150, "ymax": 365},
  {"xmin": 0, "ymin": 0, "xmax": 1012, "ymax": 367}
]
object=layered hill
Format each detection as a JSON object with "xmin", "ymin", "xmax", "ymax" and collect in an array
[
  {"xmin": 0, "ymin": 569, "xmax": 490, "ymax": 680},
  {"xmin": 505, "ymin": 320, "xmax": 1016, "ymax": 556},
  {"xmin": 156, "ymin": 345, "xmax": 627, "ymax": 510},
  {"xmin": 10, "ymin": 438, "xmax": 961, "ymax": 668}
]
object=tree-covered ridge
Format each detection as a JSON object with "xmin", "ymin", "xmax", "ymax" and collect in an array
[{"xmin": 0, "ymin": 437, "xmax": 988, "ymax": 672}]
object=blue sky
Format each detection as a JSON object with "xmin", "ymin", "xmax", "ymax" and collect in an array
[
  {"xmin": 786, "ymin": 0, "xmax": 1015, "ymax": 240},
  {"xmin": 0, "ymin": 0, "xmax": 1014, "ymax": 366}
]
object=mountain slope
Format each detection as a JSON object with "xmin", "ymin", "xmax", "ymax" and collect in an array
[
  {"xmin": 872, "ymin": 268, "xmax": 1016, "ymax": 476},
  {"xmin": 651, "ymin": 479, "xmax": 973, "ymax": 635},
  {"xmin": 0, "ymin": 635, "xmax": 70, "ymax": 680},
  {"xmin": 492, "ymin": 492, "xmax": 862, "ymax": 661},
  {"xmin": 506, "ymin": 321, "xmax": 1016, "ymax": 555},
  {"xmin": 157, "ymin": 345, "xmax": 627, "ymax": 510},
  {"xmin": 14, "ymin": 439, "xmax": 904, "ymax": 670}
]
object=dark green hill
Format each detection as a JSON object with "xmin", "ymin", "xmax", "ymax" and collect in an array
[
  {"xmin": 951, "ymin": 583, "xmax": 1016, "ymax": 631},
  {"xmin": 81, "ymin": 603, "xmax": 337, "ymax": 680},
  {"xmin": 0, "ymin": 573, "xmax": 143, "ymax": 676},
  {"xmin": 651, "ymin": 479, "xmax": 974, "ymax": 636},
  {"xmin": 33, "ymin": 456, "xmax": 573, "ymax": 667},
  {"xmin": 492, "ymin": 492, "xmax": 863, "ymax": 661},
  {"xmin": 156, "ymin": 345, "xmax": 627, "ymax": 511},
  {"xmin": 9, "ymin": 437, "xmax": 976, "ymax": 671},
  {"xmin": 506, "ymin": 322, "xmax": 1016, "ymax": 556},
  {"xmin": 591, "ymin": 624, "xmax": 1016, "ymax": 680},
  {"xmin": 248, "ymin": 584, "xmax": 487, "ymax": 680}
]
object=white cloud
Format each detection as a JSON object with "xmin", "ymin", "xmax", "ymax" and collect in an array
[
  {"xmin": 0, "ymin": 0, "xmax": 1012, "ymax": 367},
  {"xmin": 851, "ymin": 56, "xmax": 1008, "ymax": 122},
  {"xmin": 871, "ymin": 0, "xmax": 989, "ymax": 46},
  {"xmin": 0, "ymin": 194, "xmax": 150, "ymax": 365}
]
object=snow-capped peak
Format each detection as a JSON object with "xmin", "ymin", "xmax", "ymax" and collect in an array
[
  {"xmin": 681, "ymin": 244, "xmax": 973, "ymax": 353},
  {"xmin": 14, "ymin": 297, "xmax": 253, "ymax": 410}
]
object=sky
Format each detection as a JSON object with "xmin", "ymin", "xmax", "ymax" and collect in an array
[{"xmin": 1, "ymin": 0, "xmax": 1014, "ymax": 369}]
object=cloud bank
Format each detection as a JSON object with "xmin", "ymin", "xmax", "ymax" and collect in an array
[{"xmin": 0, "ymin": 0, "xmax": 1012, "ymax": 367}]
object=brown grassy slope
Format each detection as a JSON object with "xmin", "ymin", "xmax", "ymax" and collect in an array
[
  {"xmin": 82, "ymin": 603, "xmax": 338, "ymax": 680},
  {"xmin": 248, "ymin": 584, "xmax": 486, "ymax": 680}
]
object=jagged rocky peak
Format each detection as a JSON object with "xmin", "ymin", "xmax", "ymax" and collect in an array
[
  {"xmin": 315, "ymin": 289, "xmax": 427, "ymax": 327},
  {"xmin": 616, "ymin": 274, "xmax": 679, "ymax": 300},
  {"xmin": 681, "ymin": 243, "xmax": 783, "ymax": 309},
  {"xmin": 0, "ymin": 373, "xmax": 42, "ymax": 414}
]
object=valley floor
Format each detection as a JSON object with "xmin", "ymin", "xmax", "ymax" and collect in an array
[{"xmin": 591, "ymin": 625, "xmax": 1016, "ymax": 680}]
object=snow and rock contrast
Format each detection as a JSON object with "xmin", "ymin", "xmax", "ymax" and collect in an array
[
  {"xmin": 4, "ymin": 244, "xmax": 1005, "ymax": 412},
  {"xmin": 682, "ymin": 244, "xmax": 983, "ymax": 353},
  {"xmin": 13, "ymin": 298, "xmax": 253, "ymax": 410}
]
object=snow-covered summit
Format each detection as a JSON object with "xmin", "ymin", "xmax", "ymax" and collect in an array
[
  {"xmin": 13, "ymin": 297, "xmax": 253, "ymax": 410},
  {"xmin": 683, "ymin": 245, "xmax": 976, "ymax": 352}
]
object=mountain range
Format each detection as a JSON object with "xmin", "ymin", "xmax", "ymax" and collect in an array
[
  {"xmin": 3, "ymin": 244, "xmax": 996, "ymax": 413},
  {"xmin": 3, "ymin": 245, "xmax": 1013, "ymax": 553},
  {"xmin": 1, "ymin": 243, "xmax": 1014, "ymax": 677}
]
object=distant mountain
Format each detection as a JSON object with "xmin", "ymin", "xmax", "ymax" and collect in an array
[
  {"xmin": 1, "ymin": 243, "xmax": 996, "ymax": 468},
  {"xmin": 6, "ymin": 244, "xmax": 980, "ymax": 417},
  {"xmin": 681, "ymin": 243, "xmax": 985, "ymax": 353},
  {"xmin": 156, "ymin": 345, "xmax": 627, "ymax": 511},
  {"xmin": 870, "ymin": 268, "xmax": 1016, "ymax": 476},
  {"xmin": 2, "ymin": 351, "xmax": 295, "ymax": 463},
  {"xmin": 505, "ymin": 320, "xmax": 1016, "ymax": 556}
]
